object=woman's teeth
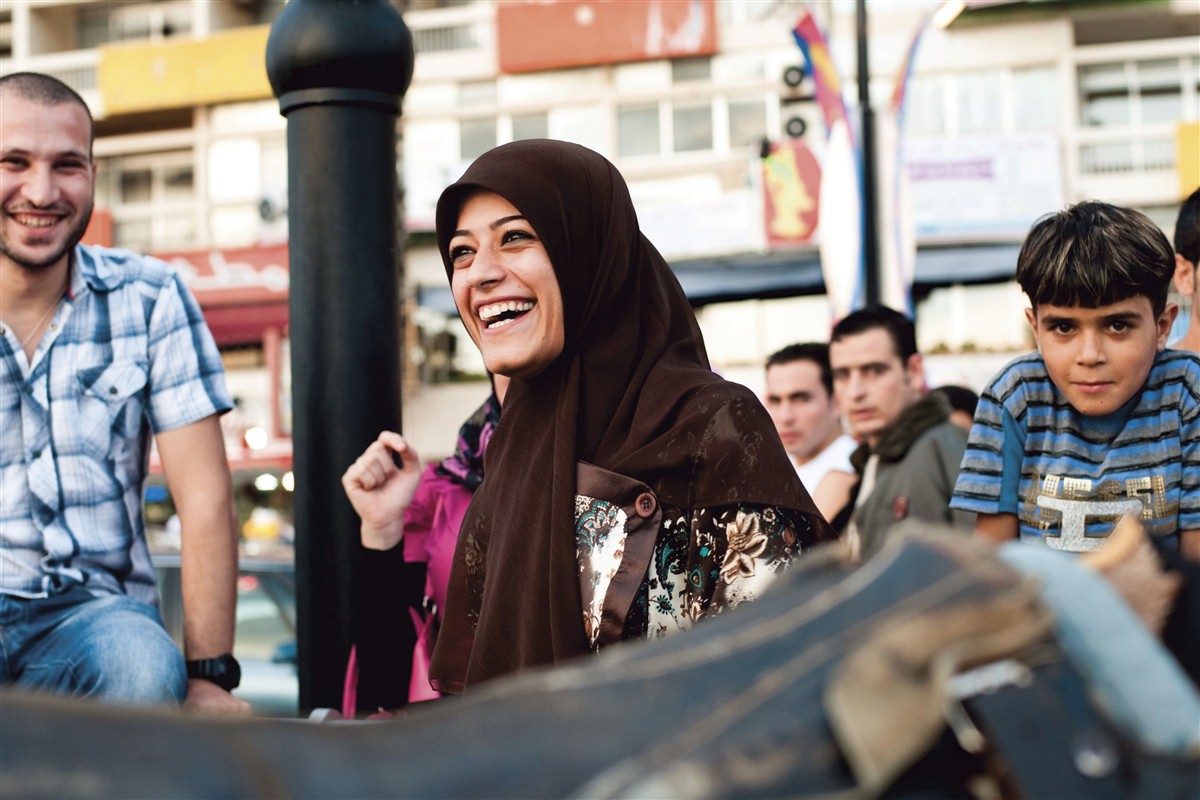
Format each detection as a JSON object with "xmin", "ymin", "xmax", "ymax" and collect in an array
[{"xmin": 479, "ymin": 300, "xmax": 534, "ymax": 329}]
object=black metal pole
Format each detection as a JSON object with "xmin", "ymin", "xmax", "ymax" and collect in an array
[
  {"xmin": 856, "ymin": 0, "xmax": 881, "ymax": 308},
  {"xmin": 266, "ymin": 0, "xmax": 414, "ymax": 714}
]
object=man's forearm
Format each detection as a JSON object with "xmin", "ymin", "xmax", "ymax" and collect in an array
[{"xmin": 179, "ymin": 497, "xmax": 239, "ymax": 658}]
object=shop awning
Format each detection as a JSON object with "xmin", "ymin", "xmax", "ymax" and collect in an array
[{"xmin": 416, "ymin": 243, "xmax": 1022, "ymax": 312}]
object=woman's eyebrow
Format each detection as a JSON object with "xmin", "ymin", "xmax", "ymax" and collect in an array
[
  {"xmin": 489, "ymin": 214, "xmax": 526, "ymax": 230},
  {"xmin": 450, "ymin": 215, "xmax": 528, "ymax": 240}
]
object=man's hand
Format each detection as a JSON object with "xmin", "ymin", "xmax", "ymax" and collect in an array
[{"xmin": 183, "ymin": 679, "xmax": 252, "ymax": 715}]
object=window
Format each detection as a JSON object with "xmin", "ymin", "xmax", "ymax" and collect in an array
[
  {"xmin": 618, "ymin": 103, "xmax": 660, "ymax": 158},
  {"xmin": 1080, "ymin": 58, "xmax": 1191, "ymax": 128},
  {"xmin": 1013, "ymin": 65, "xmax": 1058, "ymax": 131},
  {"xmin": 907, "ymin": 75, "xmax": 946, "ymax": 135},
  {"xmin": 96, "ymin": 150, "xmax": 197, "ymax": 253},
  {"xmin": 459, "ymin": 82, "xmax": 498, "ymax": 160},
  {"xmin": 1080, "ymin": 63, "xmax": 1132, "ymax": 127},
  {"xmin": 460, "ymin": 118, "xmax": 497, "ymax": 161},
  {"xmin": 459, "ymin": 81, "xmax": 497, "ymax": 107},
  {"xmin": 78, "ymin": 1, "xmax": 193, "ymax": 49},
  {"xmin": 1138, "ymin": 59, "xmax": 1184, "ymax": 124},
  {"xmin": 672, "ymin": 57, "xmax": 711, "ymax": 84},
  {"xmin": 956, "ymin": 70, "xmax": 1003, "ymax": 133},
  {"xmin": 512, "ymin": 112, "xmax": 548, "ymax": 142},
  {"xmin": 673, "ymin": 102, "xmax": 713, "ymax": 153},
  {"xmin": 728, "ymin": 98, "xmax": 768, "ymax": 150},
  {"xmin": 0, "ymin": 8, "xmax": 12, "ymax": 59},
  {"xmin": 1077, "ymin": 56, "xmax": 1195, "ymax": 174}
]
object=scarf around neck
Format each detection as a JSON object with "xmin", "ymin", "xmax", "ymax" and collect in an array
[
  {"xmin": 429, "ymin": 140, "xmax": 826, "ymax": 692},
  {"xmin": 435, "ymin": 391, "xmax": 501, "ymax": 491}
]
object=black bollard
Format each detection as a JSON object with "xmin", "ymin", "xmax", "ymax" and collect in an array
[{"xmin": 266, "ymin": 0, "xmax": 415, "ymax": 714}]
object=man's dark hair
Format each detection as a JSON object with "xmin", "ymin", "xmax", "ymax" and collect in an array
[
  {"xmin": 766, "ymin": 342, "xmax": 833, "ymax": 395},
  {"xmin": 0, "ymin": 71, "xmax": 95, "ymax": 155},
  {"xmin": 1175, "ymin": 187, "xmax": 1200, "ymax": 266},
  {"xmin": 1016, "ymin": 201, "xmax": 1175, "ymax": 317},
  {"xmin": 933, "ymin": 384, "xmax": 978, "ymax": 417},
  {"xmin": 829, "ymin": 305, "xmax": 917, "ymax": 362}
]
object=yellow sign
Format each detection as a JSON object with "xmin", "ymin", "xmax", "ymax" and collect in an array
[
  {"xmin": 1178, "ymin": 121, "xmax": 1199, "ymax": 198},
  {"xmin": 99, "ymin": 26, "xmax": 272, "ymax": 116}
]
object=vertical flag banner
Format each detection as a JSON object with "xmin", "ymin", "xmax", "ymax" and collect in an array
[
  {"xmin": 793, "ymin": 8, "xmax": 863, "ymax": 321},
  {"xmin": 877, "ymin": 8, "xmax": 933, "ymax": 317}
]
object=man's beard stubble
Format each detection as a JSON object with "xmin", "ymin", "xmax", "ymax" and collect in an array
[{"xmin": 0, "ymin": 200, "xmax": 94, "ymax": 271}]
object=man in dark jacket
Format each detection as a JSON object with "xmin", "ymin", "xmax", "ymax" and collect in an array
[{"xmin": 829, "ymin": 306, "xmax": 974, "ymax": 554}]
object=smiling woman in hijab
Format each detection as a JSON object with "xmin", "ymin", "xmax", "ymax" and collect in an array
[{"xmin": 346, "ymin": 140, "xmax": 830, "ymax": 694}]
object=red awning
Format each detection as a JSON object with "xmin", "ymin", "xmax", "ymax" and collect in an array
[{"xmin": 152, "ymin": 244, "xmax": 290, "ymax": 347}]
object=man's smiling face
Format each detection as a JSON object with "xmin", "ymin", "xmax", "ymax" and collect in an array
[{"xmin": 0, "ymin": 91, "xmax": 96, "ymax": 273}]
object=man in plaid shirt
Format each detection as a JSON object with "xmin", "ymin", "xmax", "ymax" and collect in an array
[{"xmin": 0, "ymin": 73, "xmax": 248, "ymax": 713}]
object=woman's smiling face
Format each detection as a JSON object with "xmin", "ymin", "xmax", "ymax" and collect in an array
[{"xmin": 449, "ymin": 191, "xmax": 565, "ymax": 379}]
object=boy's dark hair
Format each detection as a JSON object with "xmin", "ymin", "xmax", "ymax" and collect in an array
[
  {"xmin": 1175, "ymin": 187, "xmax": 1200, "ymax": 266},
  {"xmin": 0, "ymin": 71, "xmax": 95, "ymax": 155},
  {"xmin": 766, "ymin": 342, "xmax": 833, "ymax": 395},
  {"xmin": 830, "ymin": 305, "xmax": 917, "ymax": 363},
  {"xmin": 1016, "ymin": 201, "xmax": 1175, "ymax": 316}
]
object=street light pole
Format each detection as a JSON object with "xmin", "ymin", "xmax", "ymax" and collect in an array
[
  {"xmin": 266, "ymin": 0, "xmax": 414, "ymax": 713},
  {"xmin": 856, "ymin": 0, "xmax": 881, "ymax": 308}
]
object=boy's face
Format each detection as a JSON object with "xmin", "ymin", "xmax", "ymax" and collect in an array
[{"xmin": 1026, "ymin": 296, "xmax": 1177, "ymax": 416}]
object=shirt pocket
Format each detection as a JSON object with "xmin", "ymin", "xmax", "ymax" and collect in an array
[{"xmin": 75, "ymin": 360, "xmax": 150, "ymax": 460}]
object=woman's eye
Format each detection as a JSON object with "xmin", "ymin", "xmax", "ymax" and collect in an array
[
  {"xmin": 502, "ymin": 229, "xmax": 533, "ymax": 245},
  {"xmin": 448, "ymin": 246, "xmax": 473, "ymax": 264}
]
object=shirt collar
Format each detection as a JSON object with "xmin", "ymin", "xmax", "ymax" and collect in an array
[{"xmin": 72, "ymin": 243, "xmax": 128, "ymax": 297}]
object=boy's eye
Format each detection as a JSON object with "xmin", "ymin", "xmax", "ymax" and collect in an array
[
  {"xmin": 1051, "ymin": 323, "xmax": 1073, "ymax": 334},
  {"xmin": 1109, "ymin": 320, "xmax": 1129, "ymax": 333}
]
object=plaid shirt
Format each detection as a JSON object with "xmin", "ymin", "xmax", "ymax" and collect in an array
[{"xmin": 0, "ymin": 245, "xmax": 232, "ymax": 604}]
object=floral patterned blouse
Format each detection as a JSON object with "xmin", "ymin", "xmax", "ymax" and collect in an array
[{"xmin": 573, "ymin": 462, "xmax": 809, "ymax": 651}]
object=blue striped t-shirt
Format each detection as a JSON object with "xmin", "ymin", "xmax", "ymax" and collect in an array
[{"xmin": 951, "ymin": 350, "xmax": 1200, "ymax": 552}]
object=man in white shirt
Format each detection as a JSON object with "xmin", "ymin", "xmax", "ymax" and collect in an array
[{"xmin": 764, "ymin": 343, "xmax": 858, "ymax": 524}]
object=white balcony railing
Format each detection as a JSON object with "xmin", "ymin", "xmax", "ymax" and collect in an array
[
  {"xmin": 1075, "ymin": 126, "xmax": 1178, "ymax": 175},
  {"xmin": 405, "ymin": 3, "xmax": 493, "ymax": 55},
  {"xmin": 0, "ymin": 48, "xmax": 100, "ymax": 93}
]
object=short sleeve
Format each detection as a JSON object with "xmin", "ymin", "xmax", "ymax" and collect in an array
[
  {"xmin": 145, "ymin": 269, "xmax": 233, "ymax": 433},
  {"xmin": 952, "ymin": 381, "xmax": 1025, "ymax": 516}
]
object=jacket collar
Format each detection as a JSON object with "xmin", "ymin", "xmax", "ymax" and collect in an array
[{"xmin": 851, "ymin": 392, "xmax": 953, "ymax": 471}]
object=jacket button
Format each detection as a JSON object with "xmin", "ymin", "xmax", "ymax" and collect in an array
[{"xmin": 634, "ymin": 492, "xmax": 656, "ymax": 518}]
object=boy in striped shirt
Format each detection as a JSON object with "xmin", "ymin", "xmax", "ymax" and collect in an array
[{"xmin": 951, "ymin": 202, "xmax": 1200, "ymax": 560}]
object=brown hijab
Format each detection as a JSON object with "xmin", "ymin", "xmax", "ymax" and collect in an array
[{"xmin": 429, "ymin": 140, "xmax": 826, "ymax": 692}]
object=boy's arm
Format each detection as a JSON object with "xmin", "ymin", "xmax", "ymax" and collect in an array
[{"xmin": 975, "ymin": 512, "xmax": 1018, "ymax": 544}]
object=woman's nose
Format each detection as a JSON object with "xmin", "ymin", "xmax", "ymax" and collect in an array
[{"xmin": 466, "ymin": 248, "xmax": 504, "ymax": 288}]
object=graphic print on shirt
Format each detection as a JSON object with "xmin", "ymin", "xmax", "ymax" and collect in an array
[{"xmin": 1022, "ymin": 471, "xmax": 1176, "ymax": 552}]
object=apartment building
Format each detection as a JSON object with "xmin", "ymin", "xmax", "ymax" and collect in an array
[{"xmin": 3, "ymin": 0, "xmax": 1197, "ymax": 441}]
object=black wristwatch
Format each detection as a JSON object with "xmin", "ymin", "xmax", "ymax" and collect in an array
[{"xmin": 186, "ymin": 654, "xmax": 241, "ymax": 691}]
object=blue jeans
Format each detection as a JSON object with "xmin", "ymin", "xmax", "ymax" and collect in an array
[{"xmin": 0, "ymin": 586, "xmax": 186, "ymax": 706}]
